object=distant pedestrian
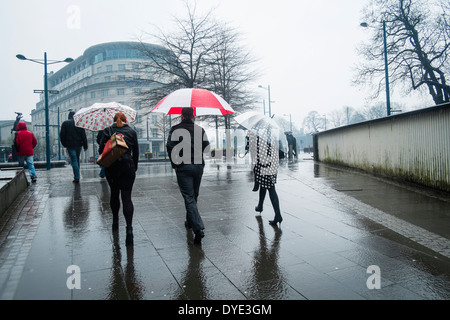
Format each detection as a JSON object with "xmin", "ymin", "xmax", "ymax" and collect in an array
[
  {"xmin": 98, "ymin": 112, "xmax": 139, "ymax": 246},
  {"xmin": 166, "ymin": 107, "xmax": 210, "ymax": 244},
  {"xmin": 285, "ymin": 132, "xmax": 295, "ymax": 161},
  {"xmin": 15, "ymin": 121, "xmax": 37, "ymax": 183},
  {"xmin": 249, "ymin": 126, "xmax": 283, "ymax": 226},
  {"xmin": 291, "ymin": 134, "xmax": 298, "ymax": 160},
  {"xmin": 96, "ymin": 130, "xmax": 106, "ymax": 178},
  {"xmin": 60, "ymin": 111, "xmax": 88, "ymax": 183}
]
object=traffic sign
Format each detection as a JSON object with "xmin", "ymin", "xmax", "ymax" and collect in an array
[{"xmin": 33, "ymin": 89, "xmax": 60, "ymax": 94}]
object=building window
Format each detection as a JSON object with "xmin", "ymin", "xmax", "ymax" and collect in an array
[
  {"xmin": 106, "ymin": 65, "xmax": 113, "ymax": 72},
  {"xmin": 135, "ymin": 101, "xmax": 141, "ymax": 110},
  {"xmin": 104, "ymin": 76, "xmax": 111, "ymax": 82},
  {"xmin": 118, "ymin": 64, "xmax": 125, "ymax": 71},
  {"xmin": 132, "ymin": 63, "xmax": 139, "ymax": 70},
  {"xmin": 152, "ymin": 128, "xmax": 158, "ymax": 138},
  {"xmin": 117, "ymin": 88, "xmax": 125, "ymax": 95},
  {"xmin": 134, "ymin": 88, "xmax": 141, "ymax": 94},
  {"xmin": 117, "ymin": 75, "xmax": 126, "ymax": 81},
  {"xmin": 94, "ymin": 53, "xmax": 103, "ymax": 64},
  {"xmin": 152, "ymin": 115, "xmax": 158, "ymax": 125},
  {"xmin": 97, "ymin": 66, "xmax": 102, "ymax": 73},
  {"xmin": 91, "ymin": 91, "xmax": 96, "ymax": 99},
  {"xmin": 102, "ymin": 89, "xmax": 109, "ymax": 97}
]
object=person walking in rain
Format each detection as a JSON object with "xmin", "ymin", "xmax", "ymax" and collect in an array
[
  {"xmin": 15, "ymin": 121, "xmax": 38, "ymax": 183},
  {"xmin": 249, "ymin": 125, "xmax": 283, "ymax": 226},
  {"xmin": 166, "ymin": 107, "xmax": 210, "ymax": 244},
  {"xmin": 60, "ymin": 111, "xmax": 88, "ymax": 183},
  {"xmin": 96, "ymin": 129, "xmax": 106, "ymax": 178},
  {"xmin": 285, "ymin": 132, "xmax": 295, "ymax": 161},
  {"xmin": 98, "ymin": 112, "xmax": 139, "ymax": 246}
]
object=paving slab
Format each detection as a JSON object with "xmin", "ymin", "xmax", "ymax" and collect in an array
[{"xmin": 0, "ymin": 155, "xmax": 449, "ymax": 303}]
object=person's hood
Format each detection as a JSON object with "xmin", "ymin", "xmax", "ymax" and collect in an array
[
  {"xmin": 68, "ymin": 111, "xmax": 75, "ymax": 119},
  {"xmin": 17, "ymin": 121, "xmax": 27, "ymax": 131}
]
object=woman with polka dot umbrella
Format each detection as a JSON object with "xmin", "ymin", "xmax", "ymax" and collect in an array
[{"xmin": 235, "ymin": 111, "xmax": 283, "ymax": 226}]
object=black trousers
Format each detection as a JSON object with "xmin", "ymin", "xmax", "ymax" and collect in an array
[
  {"xmin": 175, "ymin": 164, "xmax": 205, "ymax": 234},
  {"xmin": 105, "ymin": 159, "xmax": 136, "ymax": 227}
]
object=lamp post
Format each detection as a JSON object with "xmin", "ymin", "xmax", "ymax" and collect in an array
[
  {"xmin": 16, "ymin": 52, "xmax": 73, "ymax": 170},
  {"xmin": 283, "ymin": 113, "xmax": 292, "ymax": 132},
  {"xmin": 322, "ymin": 113, "xmax": 327, "ymax": 130},
  {"xmin": 360, "ymin": 21, "xmax": 391, "ymax": 116},
  {"xmin": 258, "ymin": 85, "xmax": 272, "ymax": 117}
]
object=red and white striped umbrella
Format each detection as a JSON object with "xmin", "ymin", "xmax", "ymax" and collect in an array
[
  {"xmin": 73, "ymin": 102, "xmax": 137, "ymax": 131},
  {"xmin": 150, "ymin": 88, "xmax": 235, "ymax": 116}
]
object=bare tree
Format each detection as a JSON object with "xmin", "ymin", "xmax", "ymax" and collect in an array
[
  {"xmin": 355, "ymin": 0, "xmax": 450, "ymax": 105},
  {"xmin": 328, "ymin": 109, "xmax": 345, "ymax": 128},
  {"xmin": 303, "ymin": 111, "xmax": 323, "ymax": 133},
  {"xmin": 206, "ymin": 23, "xmax": 260, "ymax": 129},
  {"xmin": 362, "ymin": 102, "xmax": 387, "ymax": 120},
  {"xmin": 204, "ymin": 21, "xmax": 260, "ymax": 153},
  {"xmin": 135, "ymin": 1, "xmax": 222, "ymax": 112},
  {"xmin": 135, "ymin": 0, "xmax": 259, "ymax": 122}
]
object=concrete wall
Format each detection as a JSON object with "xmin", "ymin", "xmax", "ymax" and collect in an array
[
  {"xmin": 314, "ymin": 102, "xmax": 450, "ymax": 192},
  {"xmin": 0, "ymin": 168, "xmax": 28, "ymax": 218}
]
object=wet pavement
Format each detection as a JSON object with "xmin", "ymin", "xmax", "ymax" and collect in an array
[{"xmin": 0, "ymin": 153, "xmax": 449, "ymax": 301}]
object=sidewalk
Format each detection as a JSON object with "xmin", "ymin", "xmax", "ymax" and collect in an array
[{"xmin": 0, "ymin": 155, "xmax": 449, "ymax": 300}]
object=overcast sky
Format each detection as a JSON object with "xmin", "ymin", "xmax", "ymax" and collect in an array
[{"xmin": 2, "ymin": 0, "xmax": 433, "ymax": 126}]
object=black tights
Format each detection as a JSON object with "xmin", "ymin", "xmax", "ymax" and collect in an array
[
  {"xmin": 257, "ymin": 186, "xmax": 282, "ymax": 220},
  {"xmin": 110, "ymin": 188, "xmax": 134, "ymax": 227},
  {"xmin": 106, "ymin": 159, "xmax": 136, "ymax": 228}
]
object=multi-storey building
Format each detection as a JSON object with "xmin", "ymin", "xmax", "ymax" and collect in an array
[{"xmin": 30, "ymin": 41, "xmax": 168, "ymax": 162}]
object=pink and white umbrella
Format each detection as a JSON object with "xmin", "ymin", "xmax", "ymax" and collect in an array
[
  {"xmin": 73, "ymin": 102, "xmax": 137, "ymax": 131},
  {"xmin": 150, "ymin": 88, "xmax": 235, "ymax": 116}
]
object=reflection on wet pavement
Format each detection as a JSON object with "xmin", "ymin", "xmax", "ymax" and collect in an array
[{"xmin": 1, "ymin": 156, "xmax": 449, "ymax": 300}]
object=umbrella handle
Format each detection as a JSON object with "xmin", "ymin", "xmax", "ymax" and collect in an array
[{"xmin": 238, "ymin": 150, "xmax": 248, "ymax": 158}]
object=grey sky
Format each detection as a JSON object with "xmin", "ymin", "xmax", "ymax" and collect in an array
[{"xmin": 1, "ymin": 0, "xmax": 433, "ymax": 125}]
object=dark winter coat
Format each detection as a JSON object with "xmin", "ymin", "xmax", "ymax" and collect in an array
[
  {"xmin": 166, "ymin": 119, "xmax": 210, "ymax": 169},
  {"xmin": 98, "ymin": 123, "xmax": 139, "ymax": 171},
  {"xmin": 15, "ymin": 122, "xmax": 37, "ymax": 156},
  {"xmin": 60, "ymin": 111, "xmax": 88, "ymax": 150}
]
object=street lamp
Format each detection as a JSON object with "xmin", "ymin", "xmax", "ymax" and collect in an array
[
  {"xmin": 258, "ymin": 85, "xmax": 272, "ymax": 117},
  {"xmin": 360, "ymin": 21, "xmax": 391, "ymax": 116},
  {"xmin": 282, "ymin": 113, "xmax": 292, "ymax": 132},
  {"xmin": 16, "ymin": 52, "xmax": 73, "ymax": 170}
]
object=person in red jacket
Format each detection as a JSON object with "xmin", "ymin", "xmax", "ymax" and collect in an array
[{"xmin": 15, "ymin": 121, "xmax": 38, "ymax": 183}]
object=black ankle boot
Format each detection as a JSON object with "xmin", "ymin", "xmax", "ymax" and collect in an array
[
  {"xmin": 194, "ymin": 230, "xmax": 204, "ymax": 244},
  {"xmin": 126, "ymin": 226, "xmax": 133, "ymax": 246},
  {"xmin": 269, "ymin": 217, "xmax": 283, "ymax": 226},
  {"xmin": 255, "ymin": 205, "xmax": 263, "ymax": 213}
]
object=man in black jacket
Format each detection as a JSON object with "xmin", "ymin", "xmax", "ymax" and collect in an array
[
  {"xmin": 166, "ymin": 107, "xmax": 210, "ymax": 244},
  {"xmin": 60, "ymin": 111, "xmax": 88, "ymax": 183}
]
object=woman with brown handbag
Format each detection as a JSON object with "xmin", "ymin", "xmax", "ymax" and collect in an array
[{"xmin": 98, "ymin": 112, "xmax": 139, "ymax": 246}]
